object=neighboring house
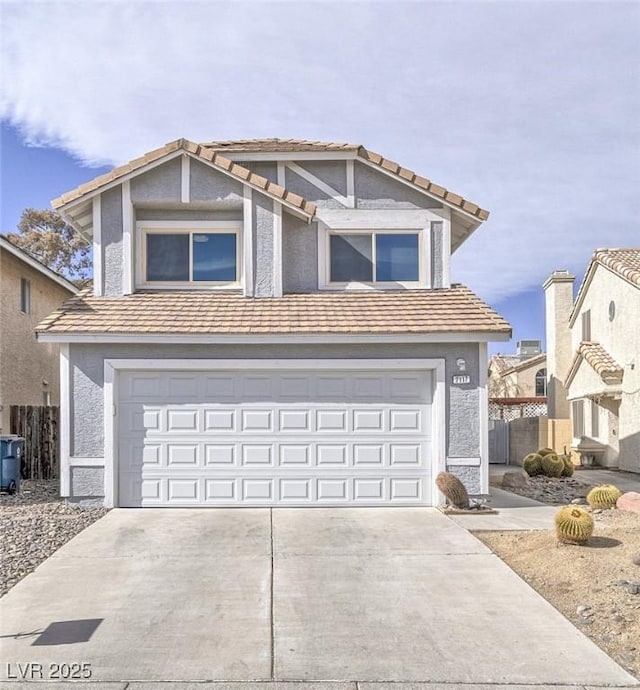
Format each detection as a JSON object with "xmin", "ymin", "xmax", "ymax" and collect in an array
[
  {"xmin": 36, "ymin": 138, "xmax": 510, "ymax": 507},
  {"xmin": 563, "ymin": 249, "xmax": 640, "ymax": 472},
  {"xmin": 0, "ymin": 235, "xmax": 78, "ymax": 433},
  {"xmin": 489, "ymin": 341, "xmax": 546, "ymax": 398}
]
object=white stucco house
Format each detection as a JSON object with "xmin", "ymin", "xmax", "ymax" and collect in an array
[
  {"xmin": 37, "ymin": 138, "xmax": 510, "ymax": 507},
  {"xmin": 563, "ymin": 249, "xmax": 640, "ymax": 472}
]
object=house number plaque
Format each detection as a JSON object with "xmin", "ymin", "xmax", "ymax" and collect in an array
[{"xmin": 452, "ymin": 375, "xmax": 471, "ymax": 385}]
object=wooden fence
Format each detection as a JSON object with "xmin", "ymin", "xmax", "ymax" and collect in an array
[{"xmin": 9, "ymin": 405, "xmax": 59, "ymax": 479}]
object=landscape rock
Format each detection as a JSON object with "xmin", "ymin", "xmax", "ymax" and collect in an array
[
  {"xmin": 633, "ymin": 555, "xmax": 640, "ymax": 566},
  {"xmin": 617, "ymin": 491, "xmax": 640, "ymax": 514},
  {"xmin": 501, "ymin": 470, "xmax": 531, "ymax": 489},
  {"xmin": 0, "ymin": 480, "xmax": 108, "ymax": 598}
]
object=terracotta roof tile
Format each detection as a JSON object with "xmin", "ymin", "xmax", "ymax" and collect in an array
[
  {"xmin": 201, "ymin": 138, "xmax": 361, "ymax": 152},
  {"xmin": 565, "ymin": 341, "xmax": 624, "ymax": 387},
  {"xmin": 52, "ymin": 139, "xmax": 316, "ymax": 218},
  {"xmin": 594, "ymin": 249, "xmax": 640, "ymax": 288},
  {"xmin": 569, "ymin": 248, "xmax": 640, "ymax": 326},
  {"xmin": 37, "ymin": 286, "xmax": 511, "ymax": 337},
  {"xmin": 357, "ymin": 147, "xmax": 489, "ymax": 221},
  {"xmin": 202, "ymin": 139, "xmax": 489, "ymax": 221}
]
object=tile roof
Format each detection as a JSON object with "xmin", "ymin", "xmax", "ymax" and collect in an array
[
  {"xmin": 565, "ymin": 341, "xmax": 624, "ymax": 388},
  {"xmin": 593, "ymin": 248, "xmax": 640, "ymax": 288},
  {"xmin": 202, "ymin": 138, "xmax": 361, "ymax": 153},
  {"xmin": 36, "ymin": 286, "xmax": 511, "ymax": 337},
  {"xmin": 499, "ymin": 352, "xmax": 546, "ymax": 375},
  {"xmin": 50, "ymin": 137, "xmax": 489, "ymax": 226},
  {"xmin": 202, "ymin": 139, "xmax": 489, "ymax": 221},
  {"xmin": 356, "ymin": 148, "xmax": 489, "ymax": 221},
  {"xmin": 570, "ymin": 248, "xmax": 640, "ymax": 326},
  {"xmin": 51, "ymin": 139, "xmax": 316, "ymax": 217}
]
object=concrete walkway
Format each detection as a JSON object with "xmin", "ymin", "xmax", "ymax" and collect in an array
[
  {"xmin": 0, "ymin": 508, "xmax": 637, "ymax": 685},
  {"xmin": 449, "ymin": 464, "xmax": 640, "ymax": 532}
]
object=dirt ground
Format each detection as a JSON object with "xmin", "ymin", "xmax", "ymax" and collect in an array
[{"xmin": 476, "ymin": 508, "xmax": 640, "ymax": 680}]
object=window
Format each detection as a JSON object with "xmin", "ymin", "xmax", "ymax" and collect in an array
[
  {"xmin": 572, "ymin": 399, "xmax": 584, "ymax": 439},
  {"xmin": 43, "ymin": 390, "xmax": 51, "ymax": 406},
  {"xmin": 581, "ymin": 310, "xmax": 591, "ymax": 341},
  {"xmin": 535, "ymin": 368, "xmax": 547, "ymax": 396},
  {"xmin": 20, "ymin": 278, "xmax": 30, "ymax": 314},
  {"xmin": 328, "ymin": 231, "xmax": 420, "ymax": 285},
  {"xmin": 591, "ymin": 399, "xmax": 599, "ymax": 438},
  {"xmin": 139, "ymin": 223, "xmax": 241, "ymax": 286}
]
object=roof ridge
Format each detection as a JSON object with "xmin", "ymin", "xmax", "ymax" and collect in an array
[{"xmin": 52, "ymin": 139, "xmax": 316, "ymax": 219}]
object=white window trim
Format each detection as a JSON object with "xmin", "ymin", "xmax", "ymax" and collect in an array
[
  {"xmin": 318, "ymin": 225, "xmax": 428, "ymax": 290},
  {"xmin": 136, "ymin": 220, "xmax": 243, "ymax": 290}
]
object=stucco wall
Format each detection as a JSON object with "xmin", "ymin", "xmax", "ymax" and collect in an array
[
  {"xmin": 253, "ymin": 191, "xmax": 276, "ymax": 297},
  {"xmin": 354, "ymin": 162, "xmax": 442, "ymax": 210},
  {"xmin": 569, "ymin": 266, "xmax": 640, "ymax": 472},
  {"xmin": 131, "ymin": 157, "xmax": 182, "ymax": 203},
  {"xmin": 102, "ymin": 187, "xmax": 124, "ymax": 297},
  {"xmin": 94, "ymin": 156, "xmax": 448, "ymax": 298},
  {"xmin": 282, "ymin": 216, "xmax": 318, "ymax": 292},
  {"xmin": 0, "ymin": 248, "xmax": 74, "ymax": 432},
  {"xmin": 189, "ymin": 159, "xmax": 244, "ymax": 205}
]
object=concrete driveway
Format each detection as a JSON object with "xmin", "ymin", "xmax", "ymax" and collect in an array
[{"xmin": 0, "ymin": 508, "xmax": 636, "ymax": 684}]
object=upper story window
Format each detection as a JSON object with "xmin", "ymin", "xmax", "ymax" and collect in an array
[
  {"xmin": 137, "ymin": 222, "xmax": 241, "ymax": 288},
  {"xmin": 323, "ymin": 229, "xmax": 424, "ymax": 288},
  {"xmin": 20, "ymin": 278, "xmax": 30, "ymax": 314}
]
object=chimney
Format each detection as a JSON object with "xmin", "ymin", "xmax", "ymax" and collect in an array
[{"xmin": 543, "ymin": 270, "xmax": 575, "ymax": 418}]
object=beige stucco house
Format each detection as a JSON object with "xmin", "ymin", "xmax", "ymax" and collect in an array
[
  {"xmin": 489, "ymin": 348, "xmax": 546, "ymax": 399},
  {"xmin": 563, "ymin": 249, "xmax": 640, "ymax": 472},
  {"xmin": 0, "ymin": 236, "xmax": 78, "ymax": 433}
]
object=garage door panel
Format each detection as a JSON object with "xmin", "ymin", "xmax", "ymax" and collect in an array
[{"xmin": 118, "ymin": 368, "xmax": 435, "ymax": 507}]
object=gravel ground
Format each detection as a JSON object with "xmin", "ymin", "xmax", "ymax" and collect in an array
[
  {"xmin": 495, "ymin": 472, "xmax": 598, "ymax": 505},
  {"xmin": 477, "ymin": 508, "xmax": 640, "ymax": 680},
  {"xmin": 0, "ymin": 480, "xmax": 108, "ymax": 598}
]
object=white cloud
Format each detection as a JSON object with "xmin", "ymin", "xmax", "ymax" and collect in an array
[{"xmin": 1, "ymin": 0, "xmax": 638, "ymax": 301}]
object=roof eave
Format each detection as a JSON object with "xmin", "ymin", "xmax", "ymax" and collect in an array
[{"xmin": 0, "ymin": 236, "xmax": 79, "ymax": 294}]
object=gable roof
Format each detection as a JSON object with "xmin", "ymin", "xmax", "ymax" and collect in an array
[
  {"xmin": 202, "ymin": 138, "xmax": 489, "ymax": 222},
  {"xmin": 0, "ymin": 235, "xmax": 79, "ymax": 294},
  {"xmin": 36, "ymin": 284, "xmax": 511, "ymax": 340},
  {"xmin": 499, "ymin": 352, "xmax": 546, "ymax": 376},
  {"xmin": 565, "ymin": 341, "xmax": 624, "ymax": 389},
  {"xmin": 570, "ymin": 248, "xmax": 640, "ymax": 326},
  {"xmin": 52, "ymin": 138, "xmax": 489, "ymax": 241},
  {"xmin": 52, "ymin": 139, "xmax": 317, "ymax": 220}
]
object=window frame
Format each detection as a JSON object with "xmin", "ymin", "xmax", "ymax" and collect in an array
[
  {"xmin": 572, "ymin": 399, "xmax": 585, "ymax": 439},
  {"xmin": 319, "ymin": 227, "xmax": 427, "ymax": 290},
  {"xmin": 136, "ymin": 221, "xmax": 243, "ymax": 289},
  {"xmin": 535, "ymin": 368, "xmax": 547, "ymax": 397},
  {"xmin": 581, "ymin": 309, "xmax": 591, "ymax": 341},
  {"xmin": 591, "ymin": 399, "xmax": 600, "ymax": 438},
  {"xmin": 20, "ymin": 277, "xmax": 30, "ymax": 314}
]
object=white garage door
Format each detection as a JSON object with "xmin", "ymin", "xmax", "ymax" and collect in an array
[{"xmin": 116, "ymin": 367, "xmax": 434, "ymax": 507}]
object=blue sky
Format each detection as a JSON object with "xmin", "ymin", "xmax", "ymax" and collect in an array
[{"xmin": 1, "ymin": 1, "xmax": 638, "ymax": 355}]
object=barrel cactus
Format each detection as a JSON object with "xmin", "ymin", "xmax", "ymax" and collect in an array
[
  {"xmin": 522, "ymin": 452, "xmax": 543, "ymax": 476},
  {"xmin": 537, "ymin": 447, "xmax": 555, "ymax": 457},
  {"xmin": 587, "ymin": 484, "xmax": 622, "ymax": 509},
  {"xmin": 555, "ymin": 506, "xmax": 594, "ymax": 545},
  {"xmin": 436, "ymin": 471, "xmax": 470, "ymax": 509},
  {"xmin": 561, "ymin": 454, "xmax": 575, "ymax": 477},
  {"xmin": 541, "ymin": 452, "xmax": 565, "ymax": 478}
]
